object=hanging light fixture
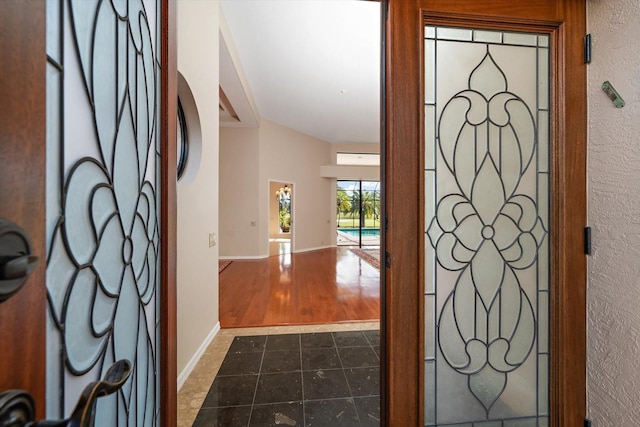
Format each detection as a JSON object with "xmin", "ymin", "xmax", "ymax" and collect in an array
[{"xmin": 275, "ymin": 184, "xmax": 291, "ymax": 199}]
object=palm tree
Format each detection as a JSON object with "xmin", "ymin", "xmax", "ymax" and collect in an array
[
  {"xmin": 337, "ymin": 189, "xmax": 351, "ymax": 225},
  {"xmin": 349, "ymin": 190, "xmax": 380, "ymax": 229}
]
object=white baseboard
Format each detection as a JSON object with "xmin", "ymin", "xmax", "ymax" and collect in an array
[
  {"xmin": 218, "ymin": 255, "xmax": 269, "ymax": 260},
  {"xmin": 293, "ymin": 244, "xmax": 335, "ymax": 254},
  {"xmin": 220, "ymin": 246, "xmax": 336, "ymax": 259},
  {"xmin": 177, "ymin": 321, "xmax": 220, "ymax": 391}
]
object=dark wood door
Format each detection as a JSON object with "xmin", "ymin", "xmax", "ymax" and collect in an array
[
  {"xmin": 0, "ymin": 1, "xmax": 177, "ymax": 424},
  {"xmin": 0, "ymin": 0, "xmax": 47, "ymax": 420},
  {"xmin": 383, "ymin": 1, "xmax": 586, "ymax": 425}
]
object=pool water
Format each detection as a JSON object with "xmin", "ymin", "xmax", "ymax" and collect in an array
[{"xmin": 339, "ymin": 228, "xmax": 380, "ymax": 237}]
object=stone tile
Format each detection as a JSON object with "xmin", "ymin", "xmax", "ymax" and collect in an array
[
  {"xmin": 337, "ymin": 346, "xmax": 379, "ymax": 368},
  {"xmin": 218, "ymin": 351, "xmax": 263, "ymax": 376},
  {"xmin": 226, "ymin": 327, "xmax": 270, "ymax": 337},
  {"xmin": 189, "ymin": 353, "xmax": 227, "ymax": 380},
  {"xmin": 202, "ymin": 375, "xmax": 258, "ymax": 408},
  {"xmin": 179, "ymin": 375, "xmax": 218, "ymax": 399},
  {"xmin": 192, "ymin": 406, "xmax": 252, "ymax": 427},
  {"xmin": 249, "ymin": 401, "xmax": 304, "ymax": 427},
  {"xmin": 304, "ymin": 398, "xmax": 360, "ymax": 427},
  {"xmin": 228, "ymin": 335, "xmax": 266, "ymax": 353},
  {"xmin": 363, "ymin": 330, "xmax": 380, "ymax": 346},
  {"xmin": 177, "ymin": 407, "xmax": 200, "ymax": 427},
  {"xmin": 302, "ymin": 348, "xmax": 341, "ymax": 370},
  {"xmin": 303, "ymin": 369, "xmax": 350, "ymax": 400},
  {"xmin": 254, "ymin": 371, "xmax": 302, "ymax": 404},
  {"xmin": 333, "ymin": 331, "xmax": 369, "ymax": 347},
  {"xmin": 178, "ymin": 390, "xmax": 208, "ymax": 411},
  {"xmin": 353, "ymin": 396, "xmax": 381, "ymax": 426},
  {"xmin": 268, "ymin": 324, "xmax": 324, "ymax": 334},
  {"xmin": 261, "ymin": 349, "xmax": 301, "ymax": 373},
  {"xmin": 344, "ymin": 367, "xmax": 380, "ymax": 397},
  {"xmin": 301, "ymin": 332, "xmax": 335, "ymax": 349},
  {"xmin": 265, "ymin": 333, "xmax": 300, "ymax": 351}
]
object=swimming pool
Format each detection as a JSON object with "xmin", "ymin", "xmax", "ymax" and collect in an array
[{"xmin": 338, "ymin": 228, "xmax": 380, "ymax": 237}]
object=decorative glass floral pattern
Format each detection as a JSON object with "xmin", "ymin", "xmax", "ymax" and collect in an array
[
  {"xmin": 46, "ymin": 0, "xmax": 160, "ymax": 424},
  {"xmin": 426, "ymin": 37, "xmax": 548, "ymax": 423}
]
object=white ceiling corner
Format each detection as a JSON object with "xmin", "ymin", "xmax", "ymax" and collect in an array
[
  {"xmin": 219, "ymin": 13, "xmax": 261, "ymax": 128},
  {"xmin": 219, "ymin": 0, "xmax": 380, "ymax": 144}
]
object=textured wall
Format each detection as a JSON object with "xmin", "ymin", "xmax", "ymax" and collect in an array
[{"xmin": 587, "ymin": 1, "xmax": 640, "ymax": 425}]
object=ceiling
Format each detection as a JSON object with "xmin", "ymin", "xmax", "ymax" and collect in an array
[{"xmin": 219, "ymin": 0, "xmax": 380, "ymax": 144}]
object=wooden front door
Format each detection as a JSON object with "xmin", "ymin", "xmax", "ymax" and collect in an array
[
  {"xmin": 0, "ymin": 1, "xmax": 176, "ymax": 424},
  {"xmin": 0, "ymin": 1, "xmax": 47, "ymax": 419},
  {"xmin": 383, "ymin": 1, "xmax": 586, "ymax": 426}
]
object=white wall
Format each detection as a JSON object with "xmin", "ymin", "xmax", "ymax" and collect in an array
[
  {"xmin": 219, "ymin": 126, "xmax": 261, "ymax": 258},
  {"xmin": 258, "ymin": 119, "xmax": 333, "ymax": 255},
  {"xmin": 587, "ymin": 1, "xmax": 640, "ymax": 425},
  {"xmin": 176, "ymin": 0, "xmax": 220, "ymax": 378},
  {"xmin": 219, "ymin": 119, "xmax": 333, "ymax": 257}
]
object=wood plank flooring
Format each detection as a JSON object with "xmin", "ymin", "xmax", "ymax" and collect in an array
[{"xmin": 219, "ymin": 247, "xmax": 380, "ymax": 328}]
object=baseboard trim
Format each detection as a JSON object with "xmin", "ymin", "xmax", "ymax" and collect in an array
[
  {"xmin": 177, "ymin": 321, "xmax": 220, "ymax": 391},
  {"xmin": 293, "ymin": 245, "xmax": 335, "ymax": 254},
  {"xmin": 218, "ymin": 255, "xmax": 269, "ymax": 260}
]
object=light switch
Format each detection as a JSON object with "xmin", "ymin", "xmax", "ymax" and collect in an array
[{"xmin": 209, "ymin": 233, "xmax": 216, "ymax": 247}]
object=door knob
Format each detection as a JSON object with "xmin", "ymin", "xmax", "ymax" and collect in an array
[
  {"xmin": 0, "ymin": 359, "xmax": 132, "ymax": 427},
  {"xmin": 0, "ymin": 219, "xmax": 40, "ymax": 303}
]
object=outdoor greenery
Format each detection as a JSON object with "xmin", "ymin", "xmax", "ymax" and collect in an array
[
  {"xmin": 336, "ymin": 187, "xmax": 380, "ymax": 229},
  {"xmin": 279, "ymin": 210, "xmax": 291, "ymax": 228},
  {"xmin": 278, "ymin": 193, "xmax": 291, "ymax": 231}
]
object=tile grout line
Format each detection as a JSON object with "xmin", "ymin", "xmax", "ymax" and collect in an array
[
  {"xmin": 185, "ymin": 326, "xmax": 381, "ymax": 426},
  {"xmin": 332, "ymin": 331, "xmax": 361, "ymax": 425},
  {"xmin": 299, "ymin": 333, "xmax": 306, "ymax": 427},
  {"xmin": 246, "ymin": 335, "xmax": 267, "ymax": 427}
]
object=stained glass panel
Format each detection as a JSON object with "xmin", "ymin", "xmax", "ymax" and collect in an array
[
  {"xmin": 424, "ymin": 26, "xmax": 550, "ymax": 426},
  {"xmin": 46, "ymin": 0, "xmax": 161, "ymax": 424}
]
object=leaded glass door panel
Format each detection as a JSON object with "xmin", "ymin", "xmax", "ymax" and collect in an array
[
  {"xmin": 385, "ymin": 2, "xmax": 585, "ymax": 426},
  {"xmin": 45, "ymin": 0, "xmax": 163, "ymax": 424},
  {"xmin": 424, "ymin": 26, "xmax": 550, "ymax": 427}
]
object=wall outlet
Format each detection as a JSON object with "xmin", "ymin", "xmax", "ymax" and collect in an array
[{"xmin": 209, "ymin": 233, "xmax": 216, "ymax": 247}]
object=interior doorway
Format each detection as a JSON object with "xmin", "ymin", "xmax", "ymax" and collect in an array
[{"xmin": 269, "ymin": 180, "xmax": 293, "ymax": 256}]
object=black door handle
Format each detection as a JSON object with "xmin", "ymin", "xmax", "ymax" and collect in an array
[
  {"xmin": 0, "ymin": 219, "xmax": 40, "ymax": 303},
  {"xmin": 0, "ymin": 255, "xmax": 39, "ymax": 281},
  {"xmin": 0, "ymin": 359, "xmax": 132, "ymax": 427}
]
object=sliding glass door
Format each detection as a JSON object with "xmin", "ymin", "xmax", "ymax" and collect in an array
[{"xmin": 337, "ymin": 180, "xmax": 380, "ymax": 247}]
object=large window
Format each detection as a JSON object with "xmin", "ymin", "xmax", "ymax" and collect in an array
[{"xmin": 336, "ymin": 180, "xmax": 380, "ymax": 247}]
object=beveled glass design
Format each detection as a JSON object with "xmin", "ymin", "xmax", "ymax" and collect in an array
[
  {"xmin": 424, "ymin": 26, "xmax": 550, "ymax": 426},
  {"xmin": 46, "ymin": 0, "xmax": 161, "ymax": 424}
]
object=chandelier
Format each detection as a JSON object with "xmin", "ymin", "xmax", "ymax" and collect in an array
[{"xmin": 275, "ymin": 184, "xmax": 291, "ymax": 199}]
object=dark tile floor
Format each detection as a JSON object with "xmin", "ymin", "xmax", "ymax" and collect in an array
[{"xmin": 193, "ymin": 330, "xmax": 381, "ymax": 427}]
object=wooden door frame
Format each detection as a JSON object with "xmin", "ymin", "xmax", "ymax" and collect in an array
[
  {"xmin": 383, "ymin": 1, "xmax": 586, "ymax": 425},
  {"xmin": 161, "ymin": 0, "xmax": 178, "ymax": 425}
]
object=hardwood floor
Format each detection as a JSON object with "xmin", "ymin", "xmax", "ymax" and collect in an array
[{"xmin": 219, "ymin": 247, "xmax": 380, "ymax": 328}]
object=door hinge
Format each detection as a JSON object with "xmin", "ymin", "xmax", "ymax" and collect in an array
[
  {"xmin": 385, "ymin": 252, "xmax": 391, "ymax": 268},
  {"xmin": 585, "ymin": 418, "xmax": 592, "ymax": 427},
  {"xmin": 584, "ymin": 226, "xmax": 592, "ymax": 255},
  {"xmin": 584, "ymin": 34, "xmax": 592, "ymax": 64},
  {"xmin": 385, "ymin": 215, "xmax": 389, "ymax": 232}
]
